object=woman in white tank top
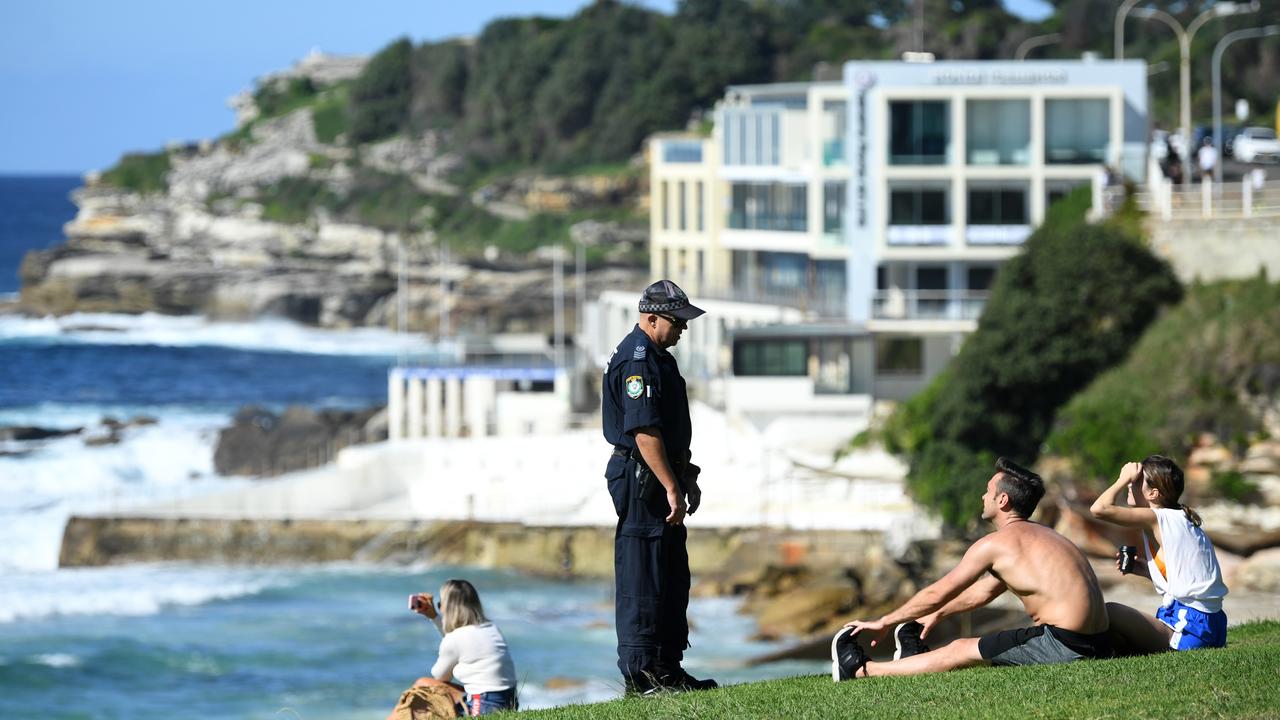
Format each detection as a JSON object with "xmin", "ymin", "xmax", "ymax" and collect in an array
[{"xmin": 1089, "ymin": 455, "xmax": 1229, "ymax": 653}]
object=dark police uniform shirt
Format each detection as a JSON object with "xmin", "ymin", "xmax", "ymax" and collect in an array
[{"xmin": 601, "ymin": 324, "xmax": 691, "ymax": 462}]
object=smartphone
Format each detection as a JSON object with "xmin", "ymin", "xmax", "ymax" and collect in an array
[{"xmin": 409, "ymin": 594, "xmax": 420, "ymax": 611}]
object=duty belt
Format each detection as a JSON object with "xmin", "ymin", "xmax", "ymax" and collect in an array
[{"xmin": 611, "ymin": 446, "xmax": 631, "ymax": 459}]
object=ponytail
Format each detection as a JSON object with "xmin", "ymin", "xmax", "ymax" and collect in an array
[{"xmin": 1182, "ymin": 505, "xmax": 1202, "ymax": 528}]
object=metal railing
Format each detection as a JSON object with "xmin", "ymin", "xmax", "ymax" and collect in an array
[
  {"xmin": 872, "ymin": 290, "xmax": 989, "ymax": 321},
  {"xmin": 1115, "ymin": 175, "xmax": 1280, "ymax": 220}
]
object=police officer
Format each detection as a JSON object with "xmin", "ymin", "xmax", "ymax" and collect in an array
[{"xmin": 601, "ymin": 279, "xmax": 716, "ymax": 694}]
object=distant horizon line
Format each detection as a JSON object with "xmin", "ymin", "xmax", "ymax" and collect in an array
[{"xmin": 0, "ymin": 171, "xmax": 86, "ymax": 178}]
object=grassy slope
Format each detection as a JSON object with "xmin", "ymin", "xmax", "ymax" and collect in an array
[{"xmin": 520, "ymin": 621, "xmax": 1280, "ymax": 719}]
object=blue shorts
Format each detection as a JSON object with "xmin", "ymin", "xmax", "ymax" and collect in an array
[
  {"xmin": 465, "ymin": 688, "xmax": 517, "ymax": 716},
  {"xmin": 1156, "ymin": 599, "xmax": 1227, "ymax": 650}
]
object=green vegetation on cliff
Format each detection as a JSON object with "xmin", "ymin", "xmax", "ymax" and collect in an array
[
  {"xmin": 99, "ymin": 150, "xmax": 170, "ymax": 194},
  {"xmin": 880, "ymin": 189, "xmax": 1184, "ymax": 528},
  {"xmin": 521, "ymin": 622, "xmax": 1280, "ymax": 720},
  {"xmin": 1046, "ymin": 274, "xmax": 1280, "ymax": 489}
]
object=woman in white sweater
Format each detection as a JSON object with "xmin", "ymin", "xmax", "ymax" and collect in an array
[
  {"xmin": 408, "ymin": 579, "xmax": 518, "ymax": 716},
  {"xmin": 1090, "ymin": 455, "xmax": 1229, "ymax": 654}
]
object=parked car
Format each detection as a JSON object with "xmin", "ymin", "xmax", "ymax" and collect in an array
[{"xmin": 1234, "ymin": 127, "xmax": 1280, "ymax": 163}]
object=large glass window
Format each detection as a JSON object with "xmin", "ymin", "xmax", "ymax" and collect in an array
[
  {"xmin": 661, "ymin": 181, "xmax": 669, "ymax": 230},
  {"xmin": 823, "ymin": 100, "xmax": 847, "ymax": 166},
  {"xmin": 728, "ymin": 182, "xmax": 807, "ymax": 232},
  {"xmin": 967, "ymin": 266, "xmax": 996, "ymax": 291},
  {"xmin": 889, "ymin": 101, "xmax": 949, "ymax": 165},
  {"xmin": 890, "ymin": 187, "xmax": 949, "ymax": 225},
  {"xmin": 678, "ymin": 180, "xmax": 687, "ymax": 231},
  {"xmin": 722, "ymin": 109, "xmax": 781, "ymax": 166},
  {"xmin": 968, "ymin": 186, "xmax": 1029, "ymax": 225},
  {"xmin": 967, "ymin": 99, "xmax": 1030, "ymax": 165},
  {"xmin": 814, "ymin": 338, "xmax": 854, "ymax": 394},
  {"xmin": 875, "ymin": 337, "xmax": 923, "ymax": 375},
  {"xmin": 1045, "ymin": 99, "xmax": 1110, "ymax": 164},
  {"xmin": 696, "ymin": 182, "xmax": 705, "ymax": 232},
  {"xmin": 824, "ymin": 181, "xmax": 846, "ymax": 233},
  {"xmin": 734, "ymin": 339, "xmax": 807, "ymax": 376}
]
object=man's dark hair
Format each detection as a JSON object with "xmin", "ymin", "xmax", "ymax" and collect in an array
[{"xmin": 994, "ymin": 457, "xmax": 1044, "ymax": 518}]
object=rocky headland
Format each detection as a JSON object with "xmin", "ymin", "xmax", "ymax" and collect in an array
[{"xmin": 15, "ymin": 52, "xmax": 649, "ymax": 333}]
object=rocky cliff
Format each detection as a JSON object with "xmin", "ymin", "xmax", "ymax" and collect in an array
[{"xmin": 17, "ymin": 53, "xmax": 649, "ymax": 332}]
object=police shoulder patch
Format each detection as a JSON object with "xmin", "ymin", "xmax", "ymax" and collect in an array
[
  {"xmin": 625, "ymin": 375, "xmax": 645, "ymax": 399},
  {"xmin": 632, "ymin": 344, "xmax": 647, "ymax": 359}
]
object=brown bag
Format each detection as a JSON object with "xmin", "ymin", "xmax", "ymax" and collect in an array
[{"xmin": 390, "ymin": 684, "xmax": 461, "ymax": 720}]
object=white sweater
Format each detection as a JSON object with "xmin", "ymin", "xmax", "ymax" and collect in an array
[
  {"xmin": 1144, "ymin": 507, "xmax": 1229, "ymax": 614},
  {"xmin": 429, "ymin": 620, "xmax": 517, "ymax": 695}
]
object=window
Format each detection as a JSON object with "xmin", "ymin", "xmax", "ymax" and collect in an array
[
  {"xmin": 814, "ymin": 338, "xmax": 854, "ymax": 394},
  {"xmin": 722, "ymin": 109, "xmax": 781, "ymax": 165},
  {"xmin": 696, "ymin": 250, "xmax": 704, "ymax": 287},
  {"xmin": 967, "ymin": 266, "xmax": 996, "ymax": 291},
  {"xmin": 890, "ymin": 187, "xmax": 948, "ymax": 225},
  {"xmin": 661, "ymin": 181, "xmax": 669, "ymax": 230},
  {"xmin": 1045, "ymin": 99, "xmax": 1110, "ymax": 164},
  {"xmin": 968, "ymin": 186, "xmax": 1029, "ymax": 225},
  {"xmin": 967, "ymin": 100, "xmax": 1030, "ymax": 165},
  {"xmin": 728, "ymin": 182, "xmax": 807, "ymax": 232},
  {"xmin": 662, "ymin": 140, "xmax": 702, "ymax": 163},
  {"xmin": 823, "ymin": 100, "xmax": 848, "ymax": 166},
  {"xmin": 734, "ymin": 339, "xmax": 807, "ymax": 376},
  {"xmin": 889, "ymin": 101, "xmax": 949, "ymax": 165},
  {"xmin": 696, "ymin": 182, "xmax": 705, "ymax": 232},
  {"xmin": 678, "ymin": 180, "xmax": 687, "ymax": 231},
  {"xmin": 662, "ymin": 248, "xmax": 669, "ymax": 278},
  {"xmin": 875, "ymin": 338, "xmax": 924, "ymax": 375},
  {"xmin": 824, "ymin": 181, "xmax": 846, "ymax": 233}
]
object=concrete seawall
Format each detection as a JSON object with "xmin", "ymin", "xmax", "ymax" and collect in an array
[{"xmin": 59, "ymin": 515, "xmax": 884, "ymax": 578}]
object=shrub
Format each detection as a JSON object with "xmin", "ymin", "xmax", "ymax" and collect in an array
[
  {"xmin": 253, "ymin": 77, "xmax": 318, "ymax": 119},
  {"xmin": 890, "ymin": 187, "xmax": 1183, "ymax": 528},
  {"xmin": 1046, "ymin": 275, "xmax": 1280, "ymax": 485},
  {"xmin": 99, "ymin": 151, "xmax": 171, "ymax": 194}
]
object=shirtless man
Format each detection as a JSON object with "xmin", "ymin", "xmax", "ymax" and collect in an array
[{"xmin": 832, "ymin": 457, "xmax": 1111, "ymax": 680}]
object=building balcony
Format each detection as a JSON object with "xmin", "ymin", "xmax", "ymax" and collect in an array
[
  {"xmin": 872, "ymin": 290, "xmax": 988, "ymax": 321},
  {"xmin": 727, "ymin": 211, "xmax": 807, "ymax": 233},
  {"xmin": 699, "ymin": 285, "xmax": 847, "ymax": 319}
]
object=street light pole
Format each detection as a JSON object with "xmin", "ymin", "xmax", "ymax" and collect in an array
[
  {"xmin": 1132, "ymin": 2, "xmax": 1259, "ymax": 186},
  {"xmin": 1016, "ymin": 33, "xmax": 1063, "ymax": 61},
  {"xmin": 1116, "ymin": 0, "xmax": 1143, "ymax": 60},
  {"xmin": 1213, "ymin": 25, "xmax": 1280, "ymax": 188}
]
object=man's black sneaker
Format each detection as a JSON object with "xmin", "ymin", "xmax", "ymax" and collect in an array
[
  {"xmin": 667, "ymin": 668, "xmax": 718, "ymax": 691},
  {"xmin": 894, "ymin": 620, "xmax": 930, "ymax": 660},
  {"xmin": 626, "ymin": 668, "xmax": 718, "ymax": 695},
  {"xmin": 830, "ymin": 627, "xmax": 868, "ymax": 682}
]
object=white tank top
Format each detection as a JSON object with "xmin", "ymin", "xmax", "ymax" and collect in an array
[{"xmin": 1143, "ymin": 507, "xmax": 1229, "ymax": 614}]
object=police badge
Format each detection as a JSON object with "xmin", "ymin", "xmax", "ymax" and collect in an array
[{"xmin": 625, "ymin": 375, "xmax": 644, "ymax": 399}]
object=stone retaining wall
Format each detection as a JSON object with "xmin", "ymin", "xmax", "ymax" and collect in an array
[{"xmin": 59, "ymin": 516, "xmax": 883, "ymax": 578}]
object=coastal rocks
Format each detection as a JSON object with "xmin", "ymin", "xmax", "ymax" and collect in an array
[
  {"xmin": 213, "ymin": 405, "xmax": 385, "ymax": 477},
  {"xmin": 168, "ymin": 110, "xmax": 317, "ymax": 202},
  {"xmin": 1235, "ymin": 547, "xmax": 1280, "ymax": 592},
  {"xmin": 0, "ymin": 425, "xmax": 82, "ymax": 442}
]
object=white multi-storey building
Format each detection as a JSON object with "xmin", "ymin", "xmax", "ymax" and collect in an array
[{"xmin": 646, "ymin": 58, "xmax": 1147, "ymax": 403}]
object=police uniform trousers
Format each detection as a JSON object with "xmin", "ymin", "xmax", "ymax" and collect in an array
[{"xmin": 607, "ymin": 454, "xmax": 690, "ymax": 679}]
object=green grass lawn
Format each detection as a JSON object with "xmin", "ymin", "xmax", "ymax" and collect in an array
[{"xmin": 519, "ymin": 621, "xmax": 1280, "ymax": 719}]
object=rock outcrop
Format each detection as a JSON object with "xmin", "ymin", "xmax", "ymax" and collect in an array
[{"xmin": 213, "ymin": 404, "xmax": 385, "ymax": 477}]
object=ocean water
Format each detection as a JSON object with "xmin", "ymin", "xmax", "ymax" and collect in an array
[{"xmin": 0, "ymin": 177, "xmax": 826, "ymax": 717}]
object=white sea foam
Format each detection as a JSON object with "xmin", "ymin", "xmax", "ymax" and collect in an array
[
  {"xmin": 0, "ymin": 565, "xmax": 284, "ymax": 624},
  {"xmin": 0, "ymin": 411, "xmax": 247, "ymax": 571},
  {"xmin": 32, "ymin": 653, "xmax": 80, "ymax": 668},
  {"xmin": 0, "ymin": 312, "xmax": 454, "ymax": 358}
]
